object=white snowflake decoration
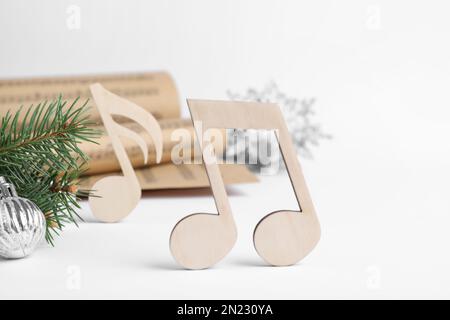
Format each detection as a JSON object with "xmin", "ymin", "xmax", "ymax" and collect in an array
[{"xmin": 225, "ymin": 81, "xmax": 330, "ymax": 173}]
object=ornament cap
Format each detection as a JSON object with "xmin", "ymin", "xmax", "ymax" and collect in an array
[{"xmin": 0, "ymin": 176, "xmax": 18, "ymax": 200}]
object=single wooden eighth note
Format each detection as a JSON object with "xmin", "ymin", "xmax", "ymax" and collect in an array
[
  {"xmin": 170, "ymin": 100, "xmax": 320, "ymax": 269},
  {"xmin": 89, "ymin": 84, "xmax": 163, "ymax": 222}
]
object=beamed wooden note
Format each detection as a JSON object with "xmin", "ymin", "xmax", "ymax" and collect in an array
[{"xmin": 170, "ymin": 100, "xmax": 321, "ymax": 269}]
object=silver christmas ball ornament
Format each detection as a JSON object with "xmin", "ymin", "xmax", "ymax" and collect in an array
[{"xmin": 0, "ymin": 177, "xmax": 46, "ymax": 259}]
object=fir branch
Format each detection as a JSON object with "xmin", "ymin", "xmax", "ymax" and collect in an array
[{"xmin": 0, "ymin": 96, "xmax": 99, "ymax": 245}]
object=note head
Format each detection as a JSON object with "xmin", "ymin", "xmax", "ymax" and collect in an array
[
  {"xmin": 253, "ymin": 210, "xmax": 321, "ymax": 266},
  {"xmin": 89, "ymin": 175, "xmax": 141, "ymax": 223},
  {"xmin": 170, "ymin": 213, "xmax": 237, "ymax": 270}
]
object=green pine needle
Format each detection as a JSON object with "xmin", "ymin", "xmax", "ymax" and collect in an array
[{"xmin": 0, "ymin": 96, "xmax": 100, "ymax": 245}]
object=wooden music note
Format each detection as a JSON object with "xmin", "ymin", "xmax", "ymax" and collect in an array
[
  {"xmin": 170, "ymin": 100, "xmax": 320, "ymax": 269},
  {"xmin": 88, "ymin": 83, "xmax": 163, "ymax": 222}
]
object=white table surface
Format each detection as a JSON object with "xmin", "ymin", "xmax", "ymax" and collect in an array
[{"xmin": 1, "ymin": 153, "xmax": 449, "ymax": 299}]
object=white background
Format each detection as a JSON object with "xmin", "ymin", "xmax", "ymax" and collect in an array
[{"xmin": 1, "ymin": 0, "xmax": 450, "ymax": 299}]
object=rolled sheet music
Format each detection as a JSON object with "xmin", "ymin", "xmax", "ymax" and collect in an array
[{"xmin": 0, "ymin": 72, "xmax": 258, "ymax": 190}]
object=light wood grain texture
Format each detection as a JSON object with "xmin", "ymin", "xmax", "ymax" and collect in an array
[
  {"xmin": 88, "ymin": 84, "xmax": 163, "ymax": 222},
  {"xmin": 170, "ymin": 99, "xmax": 320, "ymax": 269}
]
